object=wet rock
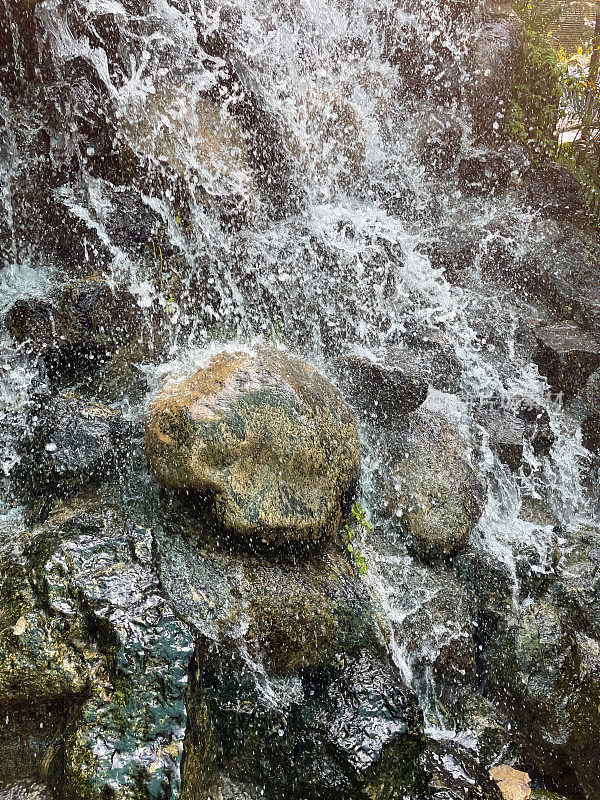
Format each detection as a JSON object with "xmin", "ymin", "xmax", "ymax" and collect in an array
[
  {"xmin": 291, "ymin": 89, "xmax": 366, "ymax": 185},
  {"xmin": 418, "ymin": 114, "xmax": 464, "ymax": 175},
  {"xmin": 518, "ymin": 399, "xmax": 555, "ymax": 458},
  {"xmin": 482, "ymin": 588, "xmax": 600, "ymax": 796},
  {"xmin": 123, "ymin": 92, "xmax": 259, "ymax": 222},
  {"xmin": 386, "ymin": 412, "xmax": 486, "ymax": 560},
  {"xmin": 489, "ymin": 765, "xmax": 531, "ymax": 800},
  {"xmin": 454, "ymin": 550, "xmax": 513, "ymax": 645},
  {"xmin": 577, "ymin": 368, "xmax": 600, "ymax": 452},
  {"xmin": 467, "ymin": 15, "xmax": 526, "ymax": 141},
  {"xmin": 337, "ymin": 352, "xmax": 428, "ymax": 419},
  {"xmin": 457, "ymin": 151, "xmax": 512, "ymax": 195},
  {"xmin": 512, "ymin": 222, "xmax": 600, "ymax": 330},
  {"xmin": 477, "ymin": 409, "xmax": 527, "ymax": 470},
  {"xmin": 421, "ymin": 231, "xmax": 478, "ymax": 283},
  {"xmin": 375, "ymin": 558, "xmax": 476, "ymax": 712},
  {"xmin": 12, "ymin": 393, "xmax": 133, "ymax": 500},
  {"xmin": 157, "ymin": 520, "xmax": 376, "ymax": 674},
  {"xmin": 204, "ymin": 651, "xmax": 426, "ymax": 800},
  {"xmin": 421, "ymin": 740, "xmax": 504, "ymax": 799},
  {"xmin": 34, "ymin": 499, "xmax": 196, "ymax": 799},
  {"xmin": 525, "ymin": 162, "xmax": 586, "ymax": 219},
  {"xmin": 533, "ymin": 321, "xmax": 600, "ymax": 398},
  {"xmin": 145, "ymin": 348, "xmax": 361, "ymax": 543},
  {"xmin": 5, "ymin": 278, "xmax": 164, "ymax": 383},
  {"xmin": 550, "ymin": 527, "xmax": 600, "ymax": 641}
]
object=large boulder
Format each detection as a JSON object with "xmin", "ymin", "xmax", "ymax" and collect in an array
[
  {"xmin": 145, "ymin": 348, "xmax": 361, "ymax": 543},
  {"xmin": 386, "ymin": 412, "xmax": 486, "ymax": 559}
]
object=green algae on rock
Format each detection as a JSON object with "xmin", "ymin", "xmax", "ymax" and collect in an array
[
  {"xmin": 0, "ymin": 498, "xmax": 200, "ymax": 800},
  {"xmin": 145, "ymin": 348, "xmax": 361, "ymax": 543}
]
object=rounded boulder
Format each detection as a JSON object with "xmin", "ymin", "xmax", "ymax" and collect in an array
[{"xmin": 145, "ymin": 348, "xmax": 361, "ymax": 542}]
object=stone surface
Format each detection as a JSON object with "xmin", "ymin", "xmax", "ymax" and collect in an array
[
  {"xmin": 337, "ymin": 353, "xmax": 428, "ymax": 419},
  {"xmin": 386, "ymin": 412, "xmax": 486, "ymax": 559},
  {"xmin": 467, "ymin": 15, "xmax": 526, "ymax": 141},
  {"xmin": 489, "ymin": 766, "xmax": 531, "ymax": 800},
  {"xmin": 0, "ymin": 499, "xmax": 198, "ymax": 800},
  {"xmin": 5, "ymin": 278, "xmax": 164, "ymax": 383},
  {"xmin": 422, "ymin": 741, "xmax": 504, "ymax": 799},
  {"xmin": 203, "ymin": 651, "xmax": 426, "ymax": 800},
  {"xmin": 457, "ymin": 151, "xmax": 512, "ymax": 195},
  {"xmin": 12, "ymin": 393, "xmax": 133, "ymax": 500},
  {"xmin": 157, "ymin": 514, "xmax": 376, "ymax": 674},
  {"xmin": 526, "ymin": 162, "xmax": 586, "ymax": 219},
  {"xmin": 375, "ymin": 558, "xmax": 476, "ymax": 713},
  {"xmin": 533, "ymin": 321, "xmax": 600, "ymax": 398},
  {"xmin": 145, "ymin": 348, "xmax": 361, "ymax": 543}
]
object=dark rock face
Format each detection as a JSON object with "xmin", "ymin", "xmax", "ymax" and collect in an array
[
  {"xmin": 337, "ymin": 353, "xmax": 429, "ymax": 419},
  {"xmin": 421, "ymin": 740, "xmax": 503, "ymax": 799},
  {"xmin": 12, "ymin": 393, "xmax": 133, "ymax": 499},
  {"xmin": 157, "ymin": 519, "xmax": 376, "ymax": 674},
  {"xmin": 457, "ymin": 151, "xmax": 512, "ymax": 195},
  {"xmin": 6, "ymin": 278, "xmax": 164, "ymax": 383},
  {"xmin": 579, "ymin": 369, "xmax": 600, "ymax": 452},
  {"xmin": 526, "ymin": 162, "xmax": 587, "ymax": 219},
  {"xmin": 387, "ymin": 412, "xmax": 486, "ymax": 560},
  {"xmin": 202, "ymin": 651, "xmax": 427, "ymax": 800},
  {"xmin": 467, "ymin": 15, "xmax": 526, "ymax": 141},
  {"xmin": 533, "ymin": 321, "xmax": 600, "ymax": 398},
  {"xmin": 376, "ymin": 558, "xmax": 477, "ymax": 712},
  {"xmin": 0, "ymin": 500, "xmax": 197, "ymax": 800},
  {"xmin": 476, "ymin": 400, "xmax": 554, "ymax": 470}
]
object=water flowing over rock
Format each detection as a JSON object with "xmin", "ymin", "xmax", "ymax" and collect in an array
[
  {"xmin": 145, "ymin": 348, "xmax": 361, "ymax": 543},
  {"xmin": 2, "ymin": 0, "xmax": 600, "ymax": 795}
]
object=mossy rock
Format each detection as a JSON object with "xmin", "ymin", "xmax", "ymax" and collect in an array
[{"xmin": 146, "ymin": 348, "xmax": 361, "ymax": 544}]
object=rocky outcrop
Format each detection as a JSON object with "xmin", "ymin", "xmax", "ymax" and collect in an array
[
  {"xmin": 467, "ymin": 15, "xmax": 526, "ymax": 141},
  {"xmin": 145, "ymin": 348, "xmax": 361, "ymax": 543},
  {"xmin": 6, "ymin": 278, "xmax": 164, "ymax": 384},
  {"xmin": 0, "ymin": 499, "xmax": 198, "ymax": 800},
  {"xmin": 533, "ymin": 321, "xmax": 600, "ymax": 398},
  {"xmin": 12, "ymin": 393, "xmax": 133, "ymax": 501},
  {"xmin": 386, "ymin": 412, "xmax": 486, "ymax": 559},
  {"xmin": 201, "ymin": 651, "xmax": 427, "ymax": 800},
  {"xmin": 525, "ymin": 162, "xmax": 586, "ymax": 219}
]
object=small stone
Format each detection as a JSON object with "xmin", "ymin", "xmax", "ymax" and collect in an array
[{"xmin": 489, "ymin": 765, "xmax": 531, "ymax": 800}]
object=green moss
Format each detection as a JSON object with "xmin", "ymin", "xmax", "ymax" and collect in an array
[{"xmin": 506, "ymin": 30, "xmax": 562, "ymax": 161}]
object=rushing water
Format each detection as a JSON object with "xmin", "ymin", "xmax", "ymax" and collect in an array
[{"xmin": 1, "ymin": 0, "xmax": 599, "ymax": 790}]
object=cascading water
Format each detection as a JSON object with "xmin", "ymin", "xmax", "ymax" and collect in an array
[{"xmin": 1, "ymin": 0, "xmax": 600, "ymax": 797}]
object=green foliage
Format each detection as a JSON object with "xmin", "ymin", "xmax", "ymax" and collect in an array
[
  {"xmin": 555, "ymin": 46, "xmax": 600, "ymax": 225},
  {"xmin": 506, "ymin": 30, "xmax": 563, "ymax": 161},
  {"xmin": 342, "ymin": 502, "xmax": 371, "ymax": 576},
  {"xmin": 512, "ymin": 0, "xmax": 564, "ymax": 33}
]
